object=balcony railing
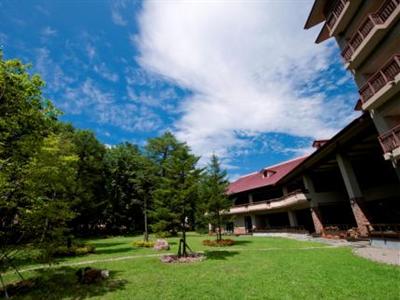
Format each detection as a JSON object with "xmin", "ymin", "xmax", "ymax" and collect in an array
[
  {"xmin": 341, "ymin": 0, "xmax": 400, "ymax": 61},
  {"xmin": 232, "ymin": 189, "xmax": 304, "ymax": 208},
  {"xmin": 367, "ymin": 223, "xmax": 400, "ymax": 239},
  {"xmin": 359, "ymin": 54, "xmax": 400, "ymax": 103},
  {"xmin": 254, "ymin": 226, "xmax": 308, "ymax": 234},
  {"xmin": 378, "ymin": 124, "xmax": 400, "ymax": 154},
  {"xmin": 326, "ymin": 0, "xmax": 349, "ymax": 32}
]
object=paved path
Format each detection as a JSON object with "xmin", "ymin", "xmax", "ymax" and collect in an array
[{"xmin": 353, "ymin": 247, "xmax": 400, "ymax": 266}]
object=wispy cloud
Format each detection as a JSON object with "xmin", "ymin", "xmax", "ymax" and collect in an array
[
  {"xmin": 35, "ymin": 5, "xmax": 50, "ymax": 16},
  {"xmin": 86, "ymin": 44, "xmax": 96, "ymax": 60},
  {"xmin": 41, "ymin": 26, "xmax": 57, "ymax": 37},
  {"xmin": 63, "ymin": 78, "xmax": 163, "ymax": 133},
  {"xmin": 35, "ymin": 47, "xmax": 73, "ymax": 91},
  {"xmin": 111, "ymin": 0, "xmax": 128, "ymax": 26},
  {"xmin": 94, "ymin": 62, "xmax": 119, "ymax": 82},
  {"xmin": 136, "ymin": 0, "xmax": 358, "ymax": 164}
]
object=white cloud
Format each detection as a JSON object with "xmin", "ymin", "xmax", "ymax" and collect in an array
[
  {"xmin": 94, "ymin": 62, "xmax": 119, "ymax": 82},
  {"xmin": 136, "ymin": 0, "xmax": 358, "ymax": 164}
]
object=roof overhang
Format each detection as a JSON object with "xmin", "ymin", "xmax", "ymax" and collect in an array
[
  {"xmin": 304, "ymin": 0, "xmax": 329, "ymax": 29},
  {"xmin": 279, "ymin": 113, "xmax": 373, "ymax": 183}
]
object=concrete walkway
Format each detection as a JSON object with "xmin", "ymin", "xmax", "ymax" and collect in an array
[{"xmin": 353, "ymin": 247, "xmax": 400, "ymax": 266}]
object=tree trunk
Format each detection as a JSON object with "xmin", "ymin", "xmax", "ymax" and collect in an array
[
  {"xmin": 182, "ymin": 223, "xmax": 187, "ymax": 257},
  {"xmin": 143, "ymin": 196, "xmax": 148, "ymax": 242},
  {"xmin": 217, "ymin": 212, "xmax": 222, "ymax": 241}
]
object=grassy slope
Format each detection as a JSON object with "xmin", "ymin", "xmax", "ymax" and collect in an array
[{"xmin": 4, "ymin": 234, "xmax": 400, "ymax": 300}]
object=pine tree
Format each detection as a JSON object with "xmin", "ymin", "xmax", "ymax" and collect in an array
[
  {"xmin": 201, "ymin": 155, "xmax": 231, "ymax": 241},
  {"xmin": 149, "ymin": 133, "xmax": 201, "ymax": 256}
]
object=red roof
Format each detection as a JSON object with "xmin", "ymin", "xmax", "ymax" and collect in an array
[{"xmin": 227, "ymin": 156, "xmax": 308, "ymax": 195}]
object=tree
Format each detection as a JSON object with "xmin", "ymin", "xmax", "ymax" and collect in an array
[
  {"xmin": 0, "ymin": 51, "xmax": 59, "ymax": 248},
  {"xmin": 69, "ymin": 129, "xmax": 107, "ymax": 236},
  {"xmin": 134, "ymin": 155, "xmax": 157, "ymax": 242},
  {"xmin": 103, "ymin": 143, "xmax": 144, "ymax": 234},
  {"xmin": 200, "ymin": 155, "xmax": 231, "ymax": 241},
  {"xmin": 22, "ymin": 133, "xmax": 79, "ymax": 258},
  {"xmin": 146, "ymin": 131, "xmax": 181, "ymax": 177},
  {"xmin": 150, "ymin": 133, "xmax": 201, "ymax": 257}
]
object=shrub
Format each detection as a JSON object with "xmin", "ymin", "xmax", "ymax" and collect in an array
[
  {"xmin": 155, "ymin": 231, "xmax": 173, "ymax": 238},
  {"xmin": 202, "ymin": 239, "xmax": 235, "ymax": 247},
  {"xmin": 132, "ymin": 240, "xmax": 155, "ymax": 248},
  {"xmin": 52, "ymin": 244, "xmax": 95, "ymax": 257}
]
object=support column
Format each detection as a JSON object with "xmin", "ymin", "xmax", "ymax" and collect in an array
[
  {"xmin": 303, "ymin": 175, "xmax": 324, "ymax": 234},
  {"xmin": 288, "ymin": 211, "xmax": 298, "ymax": 227},
  {"xmin": 251, "ymin": 214, "xmax": 256, "ymax": 231},
  {"xmin": 248, "ymin": 193, "xmax": 253, "ymax": 204},
  {"xmin": 310, "ymin": 207, "xmax": 324, "ymax": 234},
  {"xmin": 336, "ymin": 153, "xmax": 371, "ymax": 236}
]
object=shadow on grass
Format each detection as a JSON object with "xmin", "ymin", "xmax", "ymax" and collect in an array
[
  {"xmin": 89, "ymin": 242, "xmax": 126, "ymax": 248},
  {"xmin": 232, "ymin": 240, "xmax": 251, "ymax": 246},
  {"xmin": 93, "ymin": 247, "xmax": 134, "ymax": 255},
  {"xmin": 204, "ymin": 251, "xmax": 239, "ymax": 260},
  {"xmin": 6, "ymin": 267, "xmax": 127, "ymax": 299}
]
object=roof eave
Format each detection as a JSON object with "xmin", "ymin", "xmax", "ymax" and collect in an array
[{"xmin": 304, "ymin": 0, "xmax": 328, "ymax": 29}]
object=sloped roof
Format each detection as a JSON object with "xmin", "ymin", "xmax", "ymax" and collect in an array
[{"xmin": 227, "ymin": 156, "xmax": 308, "ymax": 195}]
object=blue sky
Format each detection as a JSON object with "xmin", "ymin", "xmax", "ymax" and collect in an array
[{"xmin": 0, "ymin": 0, "xmax": 359, "ymax": 179}]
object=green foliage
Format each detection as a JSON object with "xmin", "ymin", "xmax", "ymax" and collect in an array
[
  {"xmin": 22, "ymin": 133, "xmax": 79, "ymax": 258},
  {"xmin": 148, "ymin": 132, "xmax": 202, "ymax": 256},
  {"xmin": 103, "ymin": 143, "xmax": 145, "ymax": 234},
  {"xmin": 52, "ymin": 244, "xmax": 95, "ymax": 257},
  {"xmin": 132, "ymin": 240, "xmax": 155, "ymax": 248},
  {"xmin": 149, "ymin": 133, "xmax": 201, "ymax": 234},
  {"xmin": 198, "ymin": 155, "xmax": 231, "ymax": 240},
  {"xmin": 69, "ymin": 129, "xmax": 107, "ymax": 235},
  {"xmin": 0, "ymin": 51, "xmax": 60, "ymax": 246}
]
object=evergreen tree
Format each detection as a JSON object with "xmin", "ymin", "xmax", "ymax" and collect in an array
[
  {"xmin": 150, "ymin": 133, "xmax": 201, "ymax": 256},
  {"xmin": 70, "ymin": 129, "xmax": 107, "ymax": 235},
  {"xmin": 103, "ymin": 143, "xmax": 144, "ymax": 234},
  {"xmin": 200, "ymin": 155, "xmax": 231, "ymax": 241}
]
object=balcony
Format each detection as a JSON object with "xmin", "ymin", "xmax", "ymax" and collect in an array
[
  {"xmin": 325, "ymin": 0, "xmax": 349, "ymax": 33},
  {"xmin": 359, "ymin": 54, "xmax": 400, "ymax": 109},
  {"xmin": 378, "ymin": 124, "xmax": 400, "ymax": 160},
  {"xmin": 341, "ymin": 0, "xmax": 400, "ymax": 67},
  {"xmin": 226, "ymin": 190, "xmax": 309, "ymax": 215},
  {"xmin": 315, "ymin": 0, "xmax": 362, "ymax": 44}
]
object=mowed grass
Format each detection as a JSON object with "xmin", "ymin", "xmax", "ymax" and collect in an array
[{"xmin": 3, "ymin": 233, "xmax": 399, "ymax": 300}]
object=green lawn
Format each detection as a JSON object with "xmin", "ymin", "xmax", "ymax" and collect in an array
[{"xmin": 3, "ymin": 233, "xmax": 399, "ymax": 300}]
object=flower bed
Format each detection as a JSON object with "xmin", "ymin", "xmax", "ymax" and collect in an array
[
  {"xmin": 132, "ymin": 240, "xmax": 155, "ymax": 248},
  {"xmin": 202, "ymin": 239, "xmax": 235, "ymax": 247},
  {"xmin": 160, "ymin": 253, "xmax": 205, "ymax": 264}
]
